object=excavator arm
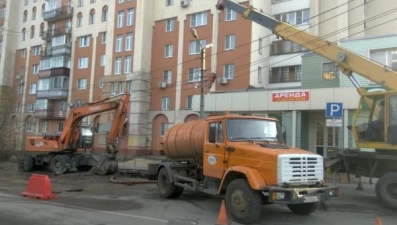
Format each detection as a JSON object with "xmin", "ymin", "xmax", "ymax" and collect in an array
[
  {"xmin": 59, "ymin": 92, "xmax": 130, "ymax": 157},
  {"xmin": 216, "ymin": 0, "xmax": 397, "ymax": 149}
]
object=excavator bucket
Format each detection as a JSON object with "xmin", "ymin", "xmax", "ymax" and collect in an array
[{"xmin": 90, "ymin": 154, "xmax": 118, "ymax": 175}]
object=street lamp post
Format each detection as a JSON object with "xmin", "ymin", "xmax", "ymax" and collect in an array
[{"xmin": 191, "ymin": 28, "xmax": 212, "ymax": 119}]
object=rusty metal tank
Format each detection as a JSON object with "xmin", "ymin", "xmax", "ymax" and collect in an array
[{"xmin": 161, "ymin": 119, "xmax": 207, "ymax": 159}]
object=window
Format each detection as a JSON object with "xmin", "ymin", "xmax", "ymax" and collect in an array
[
  {"xmin": 91, "ymin": 0, "xmax": 96, "ymax": 3},
  {"xmin": 29, "ymin": 84, "xmax": 37, "ymax": 94},
  {"xmin": 52, "ymin": 35, "xmax": 67, "ymax": 47},
  {"xmin": 187, "ymin": 96, "xmax": 193, "ymax": 109},
  {"xmin": 26, "ymin": 122, "xmax": 33, "ymax": 132},
  {"xmin": 163, "ymin": 70, "xmax": 172, "ymax": 84},
  {"xmin": 32, "ymin": 64, "xmax": 39, "ymax": 74},
  {"xmin": 32, "ymin": 7, "xmax": 36, "ymax": 20},
  {"xmin": 119, "ymin": 0, "xmax": 125, "ymax": 3},
  {"xmin": 15, "ymin": 103, "xmax": 22, "ymax": 113},
  {"xmin": 77, "ymin": 13, "xmax": 82, "ymax": 27},
  {"xmin": 42, "ymin": 122, "xmax": 48, "ymax": 133},
  {"xmin": 117, "ymin": 11, "xmax": 125, "ymax": 28},
  {"xmin": 164, "ymin": 44, "xmax": 173, "ymax": 58},
  {"xmin": 191, "ymin": 12, "xmax": 207, "ymax": 27},
  {"xmin": 89, "ymin": 9, "xmax": 95, "ymax": 24},
  {"xmin": 52, "ymin": 77, "xmax": 68, "ymax": 89},
  {"xmin": 110, "ymin": 82, "xmax": 116, "ymax": 94},
  {"xmin": 1, "ymin": 7, "xmax": 6, "ymax": 18},
  {"xmin": 188, "ymin": 68, "xmax": 201, "ymax": 82},
  {"xmin": 23, "ymin": 10, "xmax": 27, "ymax": 22},
  {"xmin": 224, "ymin": 64, "xmax": 234, "ymax": 79},
  {"xmin": 22, "ymin": 28, "xmax": 26, "ymax": 41},
  {"xmin": 102, "ymin": 6, "xmax": 108, "ymax": 21},
  {"xmin": 41, "ymin": 4, "xmax": 45, "ymax": 17},
  {"xmin": 38, "ymin": 78, "xmax": 50, "ymax": 90},
  {"xmin": 60, "ymin": 101, "xmax": 67, "ymax": 111},
  {"xmin": 225, "ymin": 34, "xmax": 236, "ymax": 50},
  {"xmin": 101, "ymin": 55, "xmax": 106, "ymax": 66},
  {"xmin": 124, "ymin": 56, "xmax": 132, "ymax": 73},
  {"xmin": 166, "ymin": 0, "xmax": 174, "ymax": 6},
  {"xmin": 118, "ymin": 82, "xmax": 124, "ymax": 93},
  {"xmin": 77, "ymin": 78, "xmax": 87, "ymax": 89},
  {"xmin": 21, "ymin": 49, "xmax": 26, "ymax": 58},
  {"xmin": 226, "ymin": 8, "xmax": 236, "ymax": 21},
  {"xmin": 78, "ymin": 57, "xmax": 89, "ymax": 68},
  {"xmin": 33, "ymin": 45, "xmax": 41, "ymax": 55},
  {"xmin": 322, "ymin": 62, "xmax": 339, "ymax": 80},
  {"xmin": 125, "ymin": 33, "xmax": 133, "ymax": 50},
  {"xmin": 166, "ymin": 19, "xmax": 174, "ymax": 32},
  {"xmin": 258, "ymin": 38, "xmax": 263, "ymax": 55},
  {"xmin": 160, "ymin": 123, "xmax": 169, "ymax": 136},
  {"xmin": 78, "ymin": 0, "xmax": 84, "ymax": 7},
  {"xmin": 274, "ymin": 9, "xmax": 310, "ymax": 25},
  {"xmin": 28, "ymin": 103, "xmax": 35, "ymax": 112},
  {"xmin": 270, "ymin": 65, "xmax": 302, "ymax": 83},
  {"xmin": 20, "ymin": 67, "xmax": 26, "ymax": 76},
  {"xmin": 162, "ymin": 97, "xmax": 170, "ymax": 110},
  {"xmin": 114, "ymin": 57, "xmax": 122, "ymax": 74},
  {"xmin": 127, "ymin": 81, "xmax": 133, "ymax": 92},
  {"xmin": 370, "ymin": 48, "xmax": 397, "ymax": 71},
  {"xmin": 257, "ymin": 66, "xmax": 262, "ymax": 83},
  {"xmin": 40, "ymin": 23, "xmax": 44, "ymax": 37},
  {"xmin": 30, "ymin": 26, "xmax": 35, "ymax": 39},
  {"xmin": 127, "ymin": 9, "xmax": 134, "ymax": 26},
  {"xmin": 98, "ymin": 77, "xmax": 103, "ymax": 89},
  {"xmin": 79, "ymin": 36, "xmax": 90, "ymax": 47},
  {"xmin": 18, "ymin": 84, "xmax": 24, "ymax": 95},
  {"xmin": 270, "ymin": 40, "xmax": 308, "ymax": 55},
  {"xmin": 102, "ymin": 32, "xmax": 107, "ymax": 43},
  {"xmin": 35, "ymin": 99, "xmax": 48, "ymax": 109},
  {"xmin": 189, "ymin": 39, "xmax": 206, "ymax": 54},
  {"xmin": 116, "ymin": 35, "xmax": 123, "ymax": 52},
  {"xmin": 57, "ymin": 122, "xmax": 64, "ymax": 133}
]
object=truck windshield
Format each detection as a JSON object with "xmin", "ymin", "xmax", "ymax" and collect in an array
[{"xmin": 226, "ymin": 119, "xmax": 281, "ymax": 142}]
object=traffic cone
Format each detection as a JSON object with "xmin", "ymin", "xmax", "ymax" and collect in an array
[
  {"xmin": 21, "ymin": 174, "xmax": 56, "ymax": 200},
  {"xmin": 376, "ymin": 218, "xmax": 382, "ymax": 225},
  {"xmin": 215, "ymin": 200, "xmax": 230, "ymax": 225}
]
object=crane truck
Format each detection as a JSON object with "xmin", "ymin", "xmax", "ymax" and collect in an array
[
  {"xmin": 215, "ymin": 0, "xmax": 397, "ymax": 211},
  {"xmin": 149, "ymin": 112, "xmax": 338, "ymax": 224},
  {"xmin": 23, "ymin": 92, "xmax": 130, "ymax": 175}
]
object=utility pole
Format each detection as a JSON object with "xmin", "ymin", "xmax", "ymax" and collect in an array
[{"xmin": 190, "ymin": 28, "xmax": 213, "ymax": 119}]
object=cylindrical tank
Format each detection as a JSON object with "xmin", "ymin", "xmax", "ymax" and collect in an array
[{"xmin": 162, "ymin": 119, "xmax": 207, "ymax": 159}]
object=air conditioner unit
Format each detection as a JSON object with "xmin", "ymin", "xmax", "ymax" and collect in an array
[
  {"xmin": 158, "ymin": 81, "xmax": 167, "ymax": 89},
  {"xmin": 16, "ymin": 75, "xmax": 21, "ymax": 80},
  {"xmin": 68, "ymin": 102, "xmax": 74, "ymax": 107},
  {"xmin": 181, "ymin": 0, "xmax": 189, "ymax": 7},
  {"xmin": 217, "ymin": 76, "xmax": 228, "ymax": 84}
]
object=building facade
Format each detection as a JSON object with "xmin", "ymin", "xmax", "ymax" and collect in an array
[{"xmin": 3, "ymin": 0, "xmax": 397, "ymax": 157}]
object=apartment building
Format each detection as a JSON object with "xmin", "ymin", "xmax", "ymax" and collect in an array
[{"xmin": 4, "ymin": 0, "xmax": 397, "ymax": 157}]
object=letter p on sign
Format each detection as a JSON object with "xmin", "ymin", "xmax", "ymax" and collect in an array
[{"xmin": 326, "ymin": 102, "xmax": 343, "ymax": 118}]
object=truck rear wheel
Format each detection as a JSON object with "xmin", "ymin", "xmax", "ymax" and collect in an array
[
  {"xmin": 157, "ymin": 167, "xmax": 183, "ymax": 198},
  {"xmin": 375, "ymin": 173, "xmax": 397, "ymax": 209},
  {"xmin": 287, "ymin": 202, "xmax": 319, "ymax": 215},
  {"xmin": 225, "ymin": 179, "xmax": 261, "ymax": 224}
]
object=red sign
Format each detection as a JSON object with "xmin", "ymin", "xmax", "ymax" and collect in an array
[{"xmin": 272, "ymin": 90, "xmax": 310, "ymax": 102}]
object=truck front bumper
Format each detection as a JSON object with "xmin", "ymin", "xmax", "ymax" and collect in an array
[{"xmin": 264, "ymin": 186, "xmax": 338, "ymax": 204}]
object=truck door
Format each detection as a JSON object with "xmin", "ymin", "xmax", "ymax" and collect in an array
[{"xmin": 203, "ymin": 121, "xmax": 226, "ymax": 179}]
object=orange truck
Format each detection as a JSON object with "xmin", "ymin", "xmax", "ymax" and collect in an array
[
  {"xmin": 149, "ymin": 112, "xmax": 338, "ymax": 224},
  {"xmin": 23, "ymin": 92, "xmax": 130, "ymax": 175}
]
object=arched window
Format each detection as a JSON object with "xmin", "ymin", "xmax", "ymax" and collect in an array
[
  {"xmin": 41, "ymin": 4, "xmax": 45, "ymax": 17},
  {"xmin": 89, "ymin": 9, "xmax": 95, "ymax": 24},
  {"xmin": 30, "ymin": 26, "xmax": 35, "ymax": 39},
  {"xmin": 22, "ymin": 28, "xmax": 26, "ymax": 41},
  {"xmin": 40, "ymin": 23, "xmax": 45, "ymax": 37},
  {"xmin": 32, "ymin": 7, "xmax": 36, "ymax": 20},
  {"xmin": 102, "ymin": 5, "xmax": 108, "ymax": 22},
  {"xmin": 23, "ymin": 10, "xmax": 27, "ymax": 22},
  {"xmin": 77, "ymin": 12, "xmax": 82, "ymax": 27}
]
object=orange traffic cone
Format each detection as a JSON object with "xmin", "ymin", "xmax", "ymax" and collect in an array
[
  {"xmin": 215, "ymin": 200, "xmax": 230, "ymax": 225},
  {"xmin": 21, "ymin": 174, "xmax": 56, "ymax": 200},
  {"xmin": 376, "ymin": 218, "xmax": 382, "ymax": 225}
]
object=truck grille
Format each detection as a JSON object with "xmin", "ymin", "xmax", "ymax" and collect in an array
[{"xmin": 277, "ymin": 154, "xmax": 324, "ymax": 186}]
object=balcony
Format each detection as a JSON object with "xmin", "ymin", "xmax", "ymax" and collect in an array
[
  {"xmin": 41, "ymin": 27, "xmax": 71, "ymax": 41},
  {"xmin": 43, "ymin": 6, "xmax": 73, "ymax": 22},
  {"xmin": 36, "ymin": 89, "xmax": 68, "ymax": 99},
  {"xmin": 39, "ymin": 67, "xmax": 70, "ymax": 78},
  {"xmin": 34, "ymin": 109, "xmax": 54, "ymax": 119},
  {"xmin": 41, "ymin": 45, "xmax": 71, "ymax": 58}
]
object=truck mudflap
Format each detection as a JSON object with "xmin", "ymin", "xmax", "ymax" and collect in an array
[{"xmin": 265, "ymin": 186, "xmax": 339, "ymax": 204}]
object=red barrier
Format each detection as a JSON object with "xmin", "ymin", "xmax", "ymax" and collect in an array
[{"xmin": 21, "ymin": 174, "xmax": 56, "ymax": 200}]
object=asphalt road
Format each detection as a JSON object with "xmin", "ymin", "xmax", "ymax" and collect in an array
[{"xmin": 0, "ymin": 162, "xmax": 396, "ymax": 225}]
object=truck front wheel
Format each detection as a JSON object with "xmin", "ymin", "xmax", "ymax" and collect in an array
[
  {"xmin": 287, "ymin": 202, "xmax": 319, "ymax": 215},
  {"xmin": 375, "ymin": 173, "xmax": 397, "ymax": 209},
  {"xmin": 225, "ymin": 179, "xmax": 261, "ymax": 224},
  {"xmin": 157, "ymin": 167, "xmax": 184, "ymax": 198}
]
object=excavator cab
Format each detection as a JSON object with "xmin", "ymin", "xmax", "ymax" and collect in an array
[{"xmin": 353, "ymin": 92, "xmax": 397, "ymax": 149}]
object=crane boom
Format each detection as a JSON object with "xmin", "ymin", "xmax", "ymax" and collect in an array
[{"xmin": 216, "ymin": 0, "xmax": 397, "ymax": 93}]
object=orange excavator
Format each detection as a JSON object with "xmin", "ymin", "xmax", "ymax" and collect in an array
[{"xmin": 23, "ymin": 92, "xmax": 130, "ymax": 175}]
